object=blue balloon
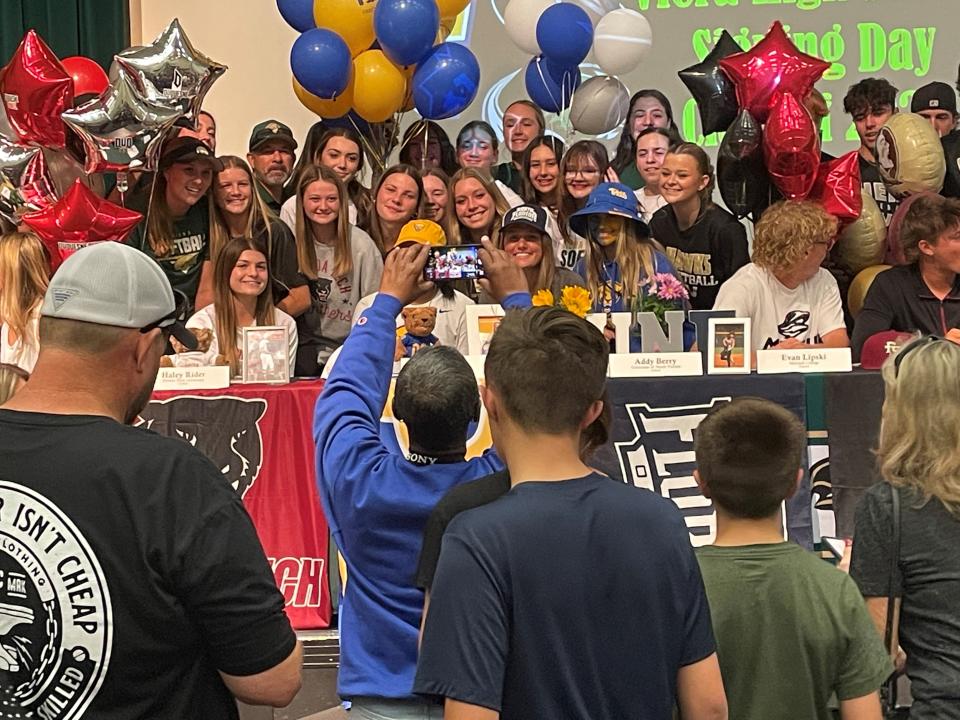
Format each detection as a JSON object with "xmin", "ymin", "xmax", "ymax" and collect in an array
[
  {"xmin": 277, "ymin": 0, "xmax": 315, "ymax": 32},
  {"xmin": 524, "ymin": 56, "xmax": 581, "ymax": 113},
  {"xmin": 413, "ymin": 43, "xmax": 481, "ymax": 120},
  {"xmin": 536, "ymin": 3, "xmax": 593, "ymax": 67},
  {"xmin": 290, "ymin": 29, "xmax": 352, "ymax": 99},
  {"xmin": 374, "ymin": 0, "xmax": 440, "ymax": 68}
]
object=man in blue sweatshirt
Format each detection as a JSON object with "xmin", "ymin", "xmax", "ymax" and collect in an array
[{"xmin": 314, "ymin": 242, "xmax": 528, "ymax": 719}]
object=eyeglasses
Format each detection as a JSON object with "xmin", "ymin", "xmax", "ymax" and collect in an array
[
  {"xmin": 565, "ymin": 168, "xmax": 600, "ymax": 179},
  {"xmin": 893, "ymin": 335, "xmax": 941, "ymax": 377},
  {"xmin": 140, "ymin": 289, "xmax": 189, "ymax": 337}
]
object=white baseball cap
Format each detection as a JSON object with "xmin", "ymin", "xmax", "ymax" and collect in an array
[{"xmin": 41, "ymin": 242, "xmax": 198, "ymax": 350}]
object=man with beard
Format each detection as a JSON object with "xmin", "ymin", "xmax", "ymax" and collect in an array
[
  {"xmin": 247, "ymin": 119, "xmax": 298, "ymax": 214},
  {"xmin": 0, "ymin": 243, "xmax": 301, "ymax": 719}
]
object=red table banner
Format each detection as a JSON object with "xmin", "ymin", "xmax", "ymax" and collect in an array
[{"xmin": 144, "ymin": 380, "xmax": 331, "ymax": 629}]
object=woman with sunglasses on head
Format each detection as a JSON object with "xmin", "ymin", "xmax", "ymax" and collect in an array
[
  {"xmin": 570, "ymin": 183, "xmax": 693, "ymax": 351},
  {"xmin": 210, "ymin": 156, "xmax": 309, "ymax": 318},
  {"xmin": 125, "ymin": 137, "xmax": 220, "ymax": 315},
  {"xmin": 649, "ymin": 142, "xmax": 749, "ymax": 310},
  {"xmin": 0, "ymin": 231, "xmax": 49, "ymax": 375},
  {"xmin": 362, "ymin": 164, "xmax": 425, "ymax": 257},
  {"xmin": 850, "ymin": 335, "xmax": 960, "ymax": 720},
  {"xmin": 281, "ymin": 127, "xmax": 371, "ymax": 231},
  {"xmin": 449, "ymin": 168, "xmax": 512, "ymax": 246},
  {"xmin": 295, "ymin": 165, "xmax": 383, "ymax": 375},
  {"xmin": 852, "ymin": 194, "xmax": 960, "ymax": 362},
  {"xmin": 611, "ymin": 90, "xmax": 680, "ymax": 189},
  {"xmin": 399, "ymin": 120, "xmax": 458, "ymax": 176},
  {"xmin": 173, "ymin": 236, "xmax": 298, "ymax": 377},
  {"xmin": 714, "ymin": 200, "xmax": 848, "ymax": 353},
  {"xmin": 556, "ymin": 140, "xmax": 616, "ymax": 272}
]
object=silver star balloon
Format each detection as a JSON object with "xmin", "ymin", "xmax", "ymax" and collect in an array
[
  {"xmin": 0, "ymin": 133, "xmax": 56, "ymax": 222},
  {"xmin": 61, "ymin": 71, "xmax": 183, "ymax": 174},
  {"xmin": 112, "ymin": 19, "xmax": 226, "ymax": 124}
]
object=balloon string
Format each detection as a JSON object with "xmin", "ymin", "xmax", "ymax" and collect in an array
[
  {"xmin": 348, "ymin": 114, "xmax": 384, "ymax": 177},
  {"xmin": 535, "ymin": 59, "xmax": 562, "ymax": 118}
]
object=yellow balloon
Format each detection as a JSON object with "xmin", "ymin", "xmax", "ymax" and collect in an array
[
  {"xmin": 436, "ymin": 0, "xmax": 470, "ymax": 18},
  {"xmin": 835, "ymin": 190, "xmax": 887, "ymax": 274},
  {"xmin": 352, "ymin": 50, "xmax": 406, "ymax": 123},
  {"xmin": 293, "ymin": 77, "xmax": 354, "ymax": 118},
  {"xmin": 314, "ymin": 0, "xmax": 379, "ymax": 57},
  {"xmin": 848, "ymin": 265, "xmax": 891, "ymax": 319}
]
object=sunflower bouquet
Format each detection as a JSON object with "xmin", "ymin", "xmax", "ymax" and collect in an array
[{"xmin": 531, "ymin": 286, "xmax": 593, "ymax": 319}]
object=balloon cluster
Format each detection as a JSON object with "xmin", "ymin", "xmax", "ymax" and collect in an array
[
  {"xmin": 503, "ymin": 0, "xmax": 652, "ymax": 135},
  {"xmin": 0, "ymin": 20, "xmax": 225, "ymax": 265},
  {"xmin": 283, "ymin": 0, "xmax": 479, "ymax": 125}
]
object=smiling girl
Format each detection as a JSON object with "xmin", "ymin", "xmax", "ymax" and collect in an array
[
  {"xmin": 449, "ymin": 168, "xmax": 512, "ymax": 245},
  {"xmin": 611, "ymin": 90, "xmax": 679, "ymax": 188},
  {"xmin": 363, "ymin": 164, "xmax": 425, "ymax": 256},
  {"xmin": 556, "ymin": 140, "xmax": 615, "ymax": 271}
]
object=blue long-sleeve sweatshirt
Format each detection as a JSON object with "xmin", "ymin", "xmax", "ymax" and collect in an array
[{"xmin": 313, "ymin": 292, "xmax": 505, "ymax": 701}]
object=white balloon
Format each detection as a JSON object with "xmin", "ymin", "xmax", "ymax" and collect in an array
[
  {"xmin": 570, "ymin": 75, "xmax": 630, "ymax": 135},
  {"xmin": 593, "ymin": 9, "xmax": 652, "ymax": 75},
  {"xmin": 504, "ymin": 0, "xmax": 557, "ymax": 55}
]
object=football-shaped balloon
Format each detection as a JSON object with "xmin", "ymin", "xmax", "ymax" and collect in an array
[
  {"xmin": 875, "ymin": 112, "xmax": 946, "ymax": 198},
  {"xmin": 834, "ymin": 190, "xmax": 887, "ymax": 274},
  {"xmin": 569, "ymin": 75, "xmax": 630, "ymax": 135},
  {"xmin": 848, "ymin": 264, "xmax": 891, "ymax": 319}
]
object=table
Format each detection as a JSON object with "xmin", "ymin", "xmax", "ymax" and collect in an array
[{"xmin": 145, "ymin": 371, "xmax": 885, "ymax": 629}]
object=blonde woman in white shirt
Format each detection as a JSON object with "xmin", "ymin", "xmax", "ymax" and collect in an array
[
  {"xmin": 176, "ymin": 236, "xmax": 297, "ymax": 376},
  {"xmin": 0, "ymin": 231, "xmax": 49, "ymax": 374}
]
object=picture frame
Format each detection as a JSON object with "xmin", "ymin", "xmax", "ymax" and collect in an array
[
  {"xmin": 241, "ymin": 326, "xmax": 290, "ymax": 385},
  {"xmin": 707, "ymin": 318, "xmax": 751, "ymax": 374},
  {"xmin": 465, "ymin": 304, "xmax": 505, "ymax": 355}
]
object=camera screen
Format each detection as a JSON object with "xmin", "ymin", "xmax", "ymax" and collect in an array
[{"xmin": 424, "ymin": 245, "xmax": 485, "ymax": 281}]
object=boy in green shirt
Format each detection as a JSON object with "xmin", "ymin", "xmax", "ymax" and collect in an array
[{"xmin": 693, "ymin": 397, "xmax": 892, "ymax": 720}]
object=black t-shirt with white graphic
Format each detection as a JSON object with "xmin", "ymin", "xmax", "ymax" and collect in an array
[
  {"xmin": 859, "ymin": 155, "xmax": 901, "ymax": 225},
  {"xmin": 0, "ymin": 409, "xmax": 296, "ymax": 720}
]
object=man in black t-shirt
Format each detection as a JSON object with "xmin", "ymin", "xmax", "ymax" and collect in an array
[
  {"xmin": 843, "ymin": 78, "xmax": 901, "ymax": 223},
  {"xmin": 414, "ymin": 307, "xmax": 726, "ymax": 720},
  {"xmin": 0, "ymin": 243, "xmax": 301, "ymax": 719}
]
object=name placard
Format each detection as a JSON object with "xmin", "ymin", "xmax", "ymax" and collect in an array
[
  {"xmin": 155, "ymin": 365, "xmax": 231, "ymax": 390},
  {"xmin": 609, "ymin": 353, "xmax": 704, "ymax": 378},
  {"xmin": 756, "ymin": 347, "xmax": 852, "ymax": 374}
]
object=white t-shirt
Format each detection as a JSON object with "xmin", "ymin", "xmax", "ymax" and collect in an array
[
  {"xmin": 280, "ymin": 196, "xmax": 358, "ymax": 232},
  {"xmin": 0, "ymin": 315, "xmax": 39, "ymax": 374},
  {"xmin": 169, "ymin": 303, "xmax": 299, "ymax": 377},
  {"xmin": 635, "ymin": 189, "xmax": 668, "ymax": 223},
  {"xmin": 352, "ymin": 288, "xmax": 474, "ymax": 354},
  {"xmin": 713, "ymin": 263, "xmax": 845, "ymax": 351}
]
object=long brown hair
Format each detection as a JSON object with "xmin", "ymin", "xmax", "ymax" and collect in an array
[
  {"xmin": 314, "ymin": 127, "xmax": 373, "ymax": 224},
  {"xmin": 520, "ymin": 135, "xmax": 565, "ymax": 208},
  {"xmin": 448, "ymin": 167, "xmax": 511, "ymax": 245},
  {"xmin": 364, "ymin": 164, "xmax": 425, "ymax": 254},
  {"xmin": 144, "ymin": 164, "xmax": 213, "ymax": 257},
  {"xmin": 213, "ymin": 236, "xmax": 276, "ymax": 376},
  {"xmin": 210, "ymin": 155, "xmax": 277, "ymax": 262},
  {"xmin": 557, "ymin": 140, "xmax": 609, "ymax": 246},
  {"xmin": 294, "ymin": 165, "xmax": 352, "ymax": 280},
  {"xmin": 0, "ymin": 232, "xmax": 49, "ymax": 354}
]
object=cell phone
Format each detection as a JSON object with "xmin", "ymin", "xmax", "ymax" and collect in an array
[{"xmin": 423, "ymin": 244, "xmax": 485, "ymax": 281}]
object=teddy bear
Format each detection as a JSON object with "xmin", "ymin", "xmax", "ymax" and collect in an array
[
  {"xmin": 394, "ymin": 307, "xmax": 440, "ymax": 361},
  {"xmin": 159, "ymin": 328, "xmax": 219, "ymax": 367}
]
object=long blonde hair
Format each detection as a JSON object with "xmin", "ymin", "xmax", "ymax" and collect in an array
[
  {"xmin": 209, "ymin": 155, "xmax": 277, "ymax": 262},
  {"xmin": 449, "ymin": 167, "xmax": 511, "ymax": 245},
  {"xmin": 879, "ymin": 337, "xmax": 960, "ymax": 513},
  {"xmin": 582, "ymin": 218, "xmax": 658, "ymax": 307},
  {"xmin": 294, "ymin": 165, "xmax": 352, "ymax": 280},
  {"xmin": 213, "ymin": 237, "xmax": 277, "ymax": 376},
  {"xmin": 0, "ymin": 232, "xmax": 49, "ymax": 353}
]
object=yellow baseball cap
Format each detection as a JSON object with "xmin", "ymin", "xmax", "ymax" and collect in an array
[{"xmin": 396, "ymin": 219, "xmax": 446, "ymax": 247}]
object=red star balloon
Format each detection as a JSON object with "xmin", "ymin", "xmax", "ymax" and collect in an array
[
  {"xmin": 0, "ymin": 30, "xmax": 74, "ymax": 148},
  {"xmin": 762, "ymin": 92, "xmax": 820, "ymax": 200},
  {"xmin": 21, "ymin": 179, "xmax": 142, "ymax": 271},
  {"xmin": 810, "ymin": 152, "xmax": 862, "ymax": 226},
  {"xmin": 719, "ymin": 21, "xmax": 829, "ymax": 123}
]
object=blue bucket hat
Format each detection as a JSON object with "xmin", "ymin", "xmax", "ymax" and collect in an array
[{"xmin": 569, "ymin": 182, "xmax": 649, "ymax": 238}]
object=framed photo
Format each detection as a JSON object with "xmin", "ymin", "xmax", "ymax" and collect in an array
[
  {"xmin": 241, "ymin": 326, "xmax": 290, "ymax": 384},
  {"xmin": 708, "ymin": 318, "xmax": 751, "ymax": 374},
  {"xmin": 466, "ymin": 304, "xmax": 505, "ymax": 355}
]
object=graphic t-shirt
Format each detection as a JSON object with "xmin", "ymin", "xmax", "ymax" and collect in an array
[
  {"xmin": 0, "ymin": 409, "xmax": 296, "ymax": 719},
  {"xmin": 697, "ymin": 543, "xmax": 891, "ymax": 720},
  {"xmin": 859, "ymin": 155, "xmax": 901, "ymax": 225},
  {"xmin": 649, "ymin": 204, "xmax": 750, "ymax": 310},
  {"xmin": 124, "ymin": 197, "xmax": 210, "ymax": 309},
  {"xmin": 713, "ymin": 263, "xmax": 846, "ymax": 350},
  {"xmin": 415, "ymin": 474, "xmax": 715, "ymax": 718}
]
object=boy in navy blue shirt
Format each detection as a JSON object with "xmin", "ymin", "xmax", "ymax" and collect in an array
[{"xmin": 414, "ymin": 305, "xmax": 727, "ymax": 720}]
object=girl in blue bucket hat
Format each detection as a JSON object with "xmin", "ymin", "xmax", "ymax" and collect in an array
[{"xmin": 570, "ymin": 182, "xmax": 694, "ymax": 350}]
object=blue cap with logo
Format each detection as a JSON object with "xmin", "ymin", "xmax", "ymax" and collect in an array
[{"xmin": 569, "ymin": 182, "xmax": 648, "ymax": 237}]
